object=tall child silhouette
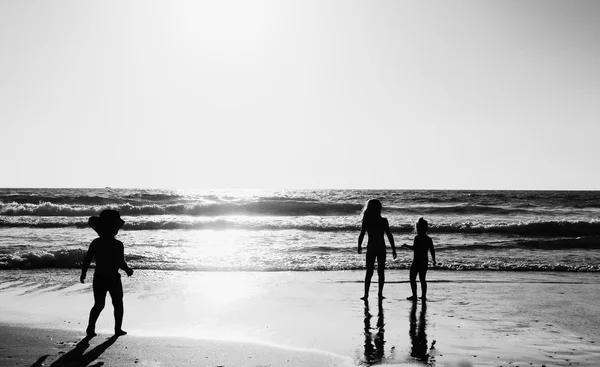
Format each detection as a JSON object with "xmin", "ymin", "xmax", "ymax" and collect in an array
[
  {"xmin": 402, "ymin": 217, "xmax": 436, "ymax": 301},
  {"xmin": 81, "ymin": 209, "xmax": 134, "ymax": 337},
  {"xmin": 358, "ymin": 199, "xmax": 397, "ymax": 300}
]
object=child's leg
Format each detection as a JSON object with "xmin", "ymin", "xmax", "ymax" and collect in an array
[
  {"xmin": 362, "ymin": 251, "xmax": 376, "ymax": 299},
  {"xmin": 364, "ymin": 267, "xmax": 374, "ymax": 299},
  {"xmin": 87, "ymin": 279, "xmax": 108, "ymax": 335},
  {"xmin": 108, "ymin": 277, "xmax": 125, "ymax": 335},
  {"xmin": 376, "ymin": 251, "xmax": 386, "ymax": 298},
  {"xmin": 408, "ymin": 264, "xmax": 418, "ymax": 300},
  {"xmin": 418, "ymin": 267, "xmax": 428, "ymax": 299}
]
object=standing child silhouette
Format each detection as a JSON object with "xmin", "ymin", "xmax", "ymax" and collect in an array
[
  {"xmin": 81, "ymin": 209, "xmax": 134, "ymax": 337},
  {"xmin": 402, "ymin": 217, "xmax": 436, "ymax": 301},
  {"xmin": 358, "ymin": 199, "xmax": 397, "ymax": 300}
]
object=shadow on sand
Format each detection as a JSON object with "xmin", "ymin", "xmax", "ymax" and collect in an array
[{"xmin": 30, "ymin": 335, "xmax": 119, "ymax": 367}]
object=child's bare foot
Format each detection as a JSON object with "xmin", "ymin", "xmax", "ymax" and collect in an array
[
  {"xmin": 360, "ymin": 295, "xmax": 368, "ymax": 301},
  {"xmin": 114, "ymin": 329, "xmax": 127, "ymax": 336},
  {"xmin": 378, "ymin": 294, "xmax": 385, "ymax": 299},
  {"xmin": 406, "ymin": 295, "xmax": 417, "ymax": 301}
]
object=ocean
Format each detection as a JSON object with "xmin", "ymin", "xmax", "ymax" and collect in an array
[{"xmin": 1, "ymin": 188, "xmax": 599, "ymax": 272}]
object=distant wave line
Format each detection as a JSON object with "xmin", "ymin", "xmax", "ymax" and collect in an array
[
  {"xmin": 0, "ymin": 201, "xmax": 363, "ymax": 217},
  {"xmin": 3, "ymin": 218, "xmax": 600, "ymax": 237},
  {"xmin": 2, "ymin": 200, "xmax": 593, "ymax": 218}
]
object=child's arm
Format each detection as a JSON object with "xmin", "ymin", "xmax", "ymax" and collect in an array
[
  {"xmin": 118, "ymin": 241, "xmax": 134, "ymax": 276},
  {"xmin": 429, "ymin": 238, "xmax": 436, "ymax": 266},
  {"xmin": 402, "ymin": 239, "xmax": 415, "ymax": 250},
  {"xmin": 384, "ymin": 219, "xmax": 397, "ymax": 259},
  {"xmin": 357, "ymin": 222, "xmax": 366, "ymax": 254},
  {"xmin": 80, "ymin": 241, "xmax": 95, "ymax": 283}
]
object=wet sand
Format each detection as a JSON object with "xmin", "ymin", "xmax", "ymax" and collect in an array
[{"xmin": 1, "ymin": 269, "xmax": 599, "ymax": 366}]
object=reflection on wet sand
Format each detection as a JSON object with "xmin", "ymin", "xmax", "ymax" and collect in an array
[
  {"xmin": 409, "ymin": 300, "xmax": 435, "ymax": 364},
  {"xmin": 363, "ymin": 299, "xmax": 385, "ymax": 365}
]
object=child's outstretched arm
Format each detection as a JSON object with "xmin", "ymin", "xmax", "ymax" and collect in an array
[
  {"xmin": 80, "ymin": 241, "xmax": 95, "ymax": 283},
  {"xmin": 430, "ymin": 239, "xmax": 436, "ymax": 266}
]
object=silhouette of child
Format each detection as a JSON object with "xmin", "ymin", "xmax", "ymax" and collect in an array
[
  {"xmin": 402, "ymin": 217, "xmax": 436, "ymax": 301},
  {"xmin": 358, "ymin": 199, "xmax": 397, "ymax": 300},
  {"xmin": 81, "ymin": 209, "xmax": 134, "ymax": 337}
]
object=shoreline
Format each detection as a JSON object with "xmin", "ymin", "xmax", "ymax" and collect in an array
[{"xmin": 1, "ymin": 269, "xmax": 600, "ymax": 366}]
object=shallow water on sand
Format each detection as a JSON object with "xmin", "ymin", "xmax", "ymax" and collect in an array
[{"xmin": 1, "ymin": 269, "xmax": 599, "ymax": 366}]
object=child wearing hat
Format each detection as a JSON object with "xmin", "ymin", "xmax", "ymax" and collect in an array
[{"xmin": 81, "ymin": 209, "xmax": 134, "ymax": 337}]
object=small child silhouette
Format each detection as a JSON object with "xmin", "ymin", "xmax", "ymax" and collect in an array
[
  {"xmin": 81, "ymin": 209, "xmax": 134, "ymax": 337},
  {"xmin": 402, "ymin": 217, "xmax": 436, "ymax": 301}
]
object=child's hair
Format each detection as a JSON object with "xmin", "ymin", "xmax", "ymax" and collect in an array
[
  {"xmin": 362, "ymin": 199, "xmax": 382, "ymax": 223},
  {"xmin": 416, "ymin": 217, "xmax": 428, "ymax": 235}
]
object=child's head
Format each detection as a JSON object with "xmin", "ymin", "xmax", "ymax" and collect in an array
[
  {"xmin": 416, "ymin": 217, "xmax": 428, "ymax": 235},
  {"xmin": 89, "ymin": 209, "xmax": 125, "ymax": 237},
  {"xmin": 362, "ymin": 199, "xmax": 382, "ymax": 222}
]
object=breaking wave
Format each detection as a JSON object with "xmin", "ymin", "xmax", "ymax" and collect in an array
[
  {"xmin": 3, "ymin": 217, "xmax": 600, "ymax": 237},
  {"xmin": 0, "ymin": 249, "xmax": 87, "ymax": 270},
  {"xmin": 1, "ymin": 248, "xmax": 598, "ymax": 272},
  {"xmin": 0, "ymin": 201, "xmax": 584, "ymax": 218},
  {"xmin": 0, "ymin": 201, "xmax": 364, "ymax": 217},
  {"xmin": 440, "ymin": 236, "xmax": 600, "ymax": 250}
]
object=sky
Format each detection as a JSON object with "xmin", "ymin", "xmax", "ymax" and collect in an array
[{"xmin": 1, "ymin": 0, "xmax": 599, "ymax": 190}]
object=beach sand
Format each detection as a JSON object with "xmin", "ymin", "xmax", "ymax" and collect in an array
[
  {"xmin": 1, "ymin": 269, "xmax": 599, "ymax": 366},
  {"xmin": 0, "ymin": 325, "xmax": 353, "ymax": 367}
]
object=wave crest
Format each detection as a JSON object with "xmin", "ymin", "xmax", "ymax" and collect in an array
[
  {"xmin": 0, "ymin": 249, "xmax": 87, "ymax": 270},
  {"xmin": 440, "ymin": 236, "xmax": 600, "ymax": 251},
  {"xmin": 0, "ymin": 201, "xmax": 364, "ymax": 217},
  {"xmin": 3, "ymin": 217, "xmax": 600, "ymax": 237}
]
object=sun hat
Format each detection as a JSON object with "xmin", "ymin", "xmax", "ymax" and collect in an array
[{"xmin": 88, "ymin": 209, "xmax": 125, "ymax": 236}]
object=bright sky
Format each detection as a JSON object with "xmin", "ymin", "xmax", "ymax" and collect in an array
[{"xmin": 1, "ymin": 1, "xmax": 599, "ymax": 190}]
